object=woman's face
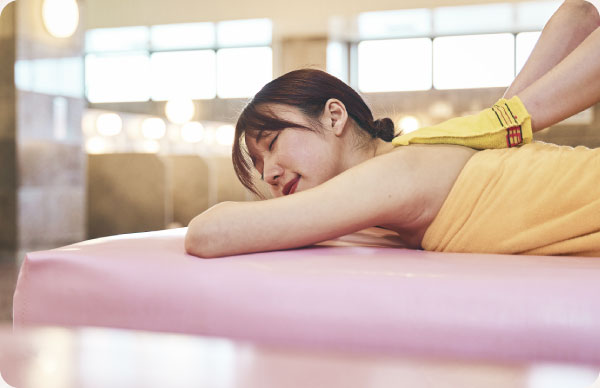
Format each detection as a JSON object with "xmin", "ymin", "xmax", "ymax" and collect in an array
[{"xmin": 245, "ymin": 104, "xmax": 345, "ymax": 198}]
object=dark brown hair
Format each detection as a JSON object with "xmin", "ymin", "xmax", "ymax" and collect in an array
[{"xmin": 232, "ymin": 68, "xmax": 395, "ymax": 196}]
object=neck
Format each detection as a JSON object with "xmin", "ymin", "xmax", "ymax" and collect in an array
[{"xmin": 340, "ymin": 137, "xmax": 396, "ymax": 172}]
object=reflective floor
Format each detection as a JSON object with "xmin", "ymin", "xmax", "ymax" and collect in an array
[{"xmin": 0, "ymin": 326, "xmax": 599, "ymax": 388}]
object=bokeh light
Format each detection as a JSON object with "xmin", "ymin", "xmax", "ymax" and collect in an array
[
  {"xmin": 141, "ymin": 117, "xmax": 166, "ymax": 140},
  {"xmin": 181, "ymin": 122, "xmax": 204, "ymax": 143},
  {"xmin": 42, "ymin": 0, "xmax": 79, "ymax": 38},
  {"xmin": 165, "ymin": 98, "xmax": 195, "ymax": 124},
  {"xmin": 96, "ymin": 113, "xmax": 122, "ymax": 136},
  {"xmin": 86, "ymin": 137, "xmax": 108, "ymax": 154},
  {"xmin": 398, "ymin": 116, "xmax": 420, "ymax": 134},
  {"xmin": 215, "ymin": 124, "xmax": 235, "ymax": 146}
]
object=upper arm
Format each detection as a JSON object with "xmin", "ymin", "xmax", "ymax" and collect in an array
[{"xmin": 186, "ymin": 149, "xmax": 426, "ymax": 258}]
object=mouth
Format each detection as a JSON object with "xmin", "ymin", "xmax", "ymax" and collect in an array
[{"xmin": 283, "ymin": 176, "xmax": 300, "ymax": 196}]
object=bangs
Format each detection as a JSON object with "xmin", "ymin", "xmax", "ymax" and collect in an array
[{"xmin": 232, "ymin": 103, "xmax": 313, "ymax": 198}]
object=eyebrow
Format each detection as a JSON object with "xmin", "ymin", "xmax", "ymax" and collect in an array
[{"xmin": 254, "ymin": 130, "xmax": 266, "ymax": 143}]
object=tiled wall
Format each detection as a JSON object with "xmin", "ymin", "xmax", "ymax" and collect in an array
[{"xmin": 0, "ymin": 0, "xmax": 86, "ymax": 258}]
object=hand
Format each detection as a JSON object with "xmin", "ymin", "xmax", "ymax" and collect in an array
[{"xmin": 392, "ymin": 96, "xmax": 533, "ymax": 150}]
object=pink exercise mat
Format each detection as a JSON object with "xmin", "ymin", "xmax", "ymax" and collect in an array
[{"xmin": 12, "ymin": 227, "xmax": 600, "ymax": 364}]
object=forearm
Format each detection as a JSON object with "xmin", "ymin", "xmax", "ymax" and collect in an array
[
  {"xmin": 504, "ymin": 0, "xmax": 600, "ymax": 99},
  {"xmin": 185, "ymin": 149, "xmax": 434, "ymax": 259},
  {"xmin": 518, "ymin": 25, "xmax": 600, "ymax": 131},
  {"xmin": 185, "ymin": 198, "xmax": 346, "ymax": 258}
]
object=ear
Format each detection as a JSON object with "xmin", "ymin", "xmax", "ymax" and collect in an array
[{"xmin": 322, "ymin": 98, "xmax": 348, "ymax": 137}]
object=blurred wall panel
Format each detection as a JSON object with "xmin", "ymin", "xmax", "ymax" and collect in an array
[
  {"xmin": 87, "ymin": 153, "xmax": 167, "ymax": 238},
  {"xmin": 0, "ymin": 3, "xmax": 17, "ymax": 253},
  {"xmin": 165, "ymin": 155, "xmax": 209, "ymax": 228},
  {"xmin": 212, "ymin": 155, "xmax": 249, "ymax": 203},
  {"xmin": 0, "ymin": 0, "xmax": 86, "ymax": 257}
]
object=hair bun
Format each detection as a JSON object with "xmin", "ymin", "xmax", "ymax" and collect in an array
[{"xmin": 372, "ymin": 118, "xmax": 395, "ymax": 142}]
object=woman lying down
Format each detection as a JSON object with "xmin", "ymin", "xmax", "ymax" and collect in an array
[{"xmin": 186, "ymin": 0, "xmax": 600, "ymax": 258}]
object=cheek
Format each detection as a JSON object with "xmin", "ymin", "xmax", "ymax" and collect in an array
[{"xmin": 289, "ymin": 138, "xmax": 340, "ymax": 184}]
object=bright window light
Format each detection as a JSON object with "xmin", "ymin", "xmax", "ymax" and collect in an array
[
  {"xmin": 358, "ymin": 9, "xmax": 432, "ymax": 39},
  {"xmin": 85, "ymin": 53, "xmax": 151, "ymax": 102},
  {"xmin": 433, "ymin": 4, "xmax": 513, "ymax": 35},
  {"xmin": 327, "ymin": 41, "xmax": 348, "ymax": 84},
  {"xmin": 14, "ymin": 60, "xmax": 32, "ymax": 91},
  {"xmin": 217, "ymin": 47, "xmax": 272, "ymax": 98},
  {"xmin": 150, "ymin": 23, "xmax": 215, "ymax": 50},
  {"xmin": 86, "ymin": 136, "xmax": 110, "ymax": 154},
  {"xmin": 358, "ymin": 38, "xmax": 432, "ymax": 92},
  {"xmin": 516, "ymin": 1, "xmax": 561, "ymax": 31},
  {"xmin": 141, "ymin": 117, "xmax": 166, "ymax": 140},
  {"xmin": 216, "ymin": 124, "xmax": 235, "ymax": 146},
  {"xmin": 181, "ymin": 122, "xmax": 205, "ymax": 143},
  {"xmin": 165, "ymin": 98, "xmax": 195, "ymax": 124},
  {"xmin": 398, "ymin": 116, "xmax": 420, "ymax": 134},
  {"xmin": 433, "ymin": 34, "xmax": 514, "ymax": 89},
  {"xmin": 150, "ymin": 50, "xmax": 216, "ymax": 100},
  {"xmin": 217, "ymin": 19, "xmax": 272, "ymax": 47},
  {"xmin": 96, "ymin": 113, "xmax": 122, "ymax": 136},
  {"xmin": 516, "ymin": 32, "xmax": 541, "ymax": 75},
  {"xmin": 85, "ymin": 27, "xmax": 149, "ymax": 53},
  {"xmin": 18, "ymin": 57, "xmax": 83, "ymax": 97}
]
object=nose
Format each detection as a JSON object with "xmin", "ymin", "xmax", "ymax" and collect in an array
[{"xmin": 263, "ymin": 159, "xmax": 284, "ymax": 186}]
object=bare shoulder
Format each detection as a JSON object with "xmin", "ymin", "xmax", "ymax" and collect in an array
[{"xmin": 377, "ymin": 144, "xmax": 478, "ymax": 247}]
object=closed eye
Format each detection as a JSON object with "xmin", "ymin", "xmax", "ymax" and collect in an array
[{"xmin": 268, "ymin": 134, "xmax": 279, "ymax": 151}]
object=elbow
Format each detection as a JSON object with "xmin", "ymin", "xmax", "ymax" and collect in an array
[
  {"xmin": 184, "ymin": 215, "xmax": 221, "ymax": 259},
  {"xmin": 567, "ymin": 1, "xmax": 600, "ymax": 29}
]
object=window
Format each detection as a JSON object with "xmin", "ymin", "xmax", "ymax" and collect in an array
[
  {"xmin": 15, "ymin": 57, "xmax": 83, "ymax": 98},
  {"xmin": 433, "ymin": 34, "xmax": 514, "ymax": 89},
  {"xmin": 516, "ymin": 32, "xmax": 541, "ymax": 74},
  {"xmin": 326, "ymin": 41, "xmax": 349, "ymax": 84},
  {"xmin": 150, "ymin": 51, "xmax": 216, "ymax": 101},
  {"xmin": 516, "ymin": 1, "xmax": 561, "ymax": 31},
  {"xmin": 85, "ymin": 53, "xmax": 151, "ymax": 103},
  {"xmin": 358, "ymin": 38, "xmax": 432, "ymax": 92},
  {"xmin": 86, "ymin": 27, "xmax": 149, "ymax": 53},
  {"xmin": 358, "ymin": 9, "xmax": 432, "ymax": 40},
  {"xmin": 354, "ymin": 1, "xmax": 561, "ymax": 92},
  {"xmin": 216, "ymin": 19, "xmax": 272, "ymax": 47},
  {"xmin": 216, "ymin": 47, "xmax": 272, "ymax": 98},
  {"xmin": 433, "ymin": 4, "xmax": 513, "ymax": 35},
  {"xmin": 150, "ymin": 23, "xmax": 215, "ymax": 50},
  {"xmin": 85, "ymin": 19, "xmax": 273, "ymax": 102}
]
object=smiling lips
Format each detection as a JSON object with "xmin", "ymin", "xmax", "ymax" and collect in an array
[{"xmin": 283, "ymin": 176, "xmax": 300, "ymax": 196}]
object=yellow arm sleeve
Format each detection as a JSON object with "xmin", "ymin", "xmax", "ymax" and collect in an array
[{"xmin": 392, "ymin": 96, "xmax": 532, "ymax": 149}]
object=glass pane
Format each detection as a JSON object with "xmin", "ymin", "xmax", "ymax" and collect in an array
[
  {"xmin": 150, "ymin": 23, "xmax": 215, "ymax": 50},
  {"xmin": 327, "ymin": 41, "xmax": 348, "ymax": 84},
  {"xmin": 85, "ymin": 27, "xmax": 149, "ymax": 53},
  {"xmin": 217, "ymin": 47, "xmax": 272, "ymax": 98},
  {"xmin": 85, "ymin": 53, "xmax": 151, "ymax": 102},
  {"xmin": 150, "ymin": 50, "xmax": 216, "ymax": 100},
  {"xmin": 516, "ymin": 32, "xmax": 541, "ymax": 75},
  {"xmin": 217, "ymin": 19, "xmax": 272, "ymax": 47},
  {"xmin": 358, "ymin": 38, "xmax": 432, "ymax": 92},
  {"xmin": 16, "ymin": 57, "xmax": 83, "ymax": 97},
  {"xmin": 358, "ymin": 9, "xmax": 432, "ymax": 39},
  {"xmin": 58, "ymin": 57, "xmax": 84, "ymax": 98},
  {"xmin": 14, "ymin": 60, "xmax": 32, "ymax": 91},
  {"xmin": 433, "ymin": 34, "xmax": 514, "ymax": 89},
  {"xmin": 516, "ymin": 1, "xmax": 561, "ymax": 30},
  {"xmin": 433, "ymin": 4, "xmax": 513, "ymax": 35}
]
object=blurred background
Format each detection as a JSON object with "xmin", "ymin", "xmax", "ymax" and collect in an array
[{"xmin": 1, "ymin": 0, "xmax": 600, "ymax": 270}]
